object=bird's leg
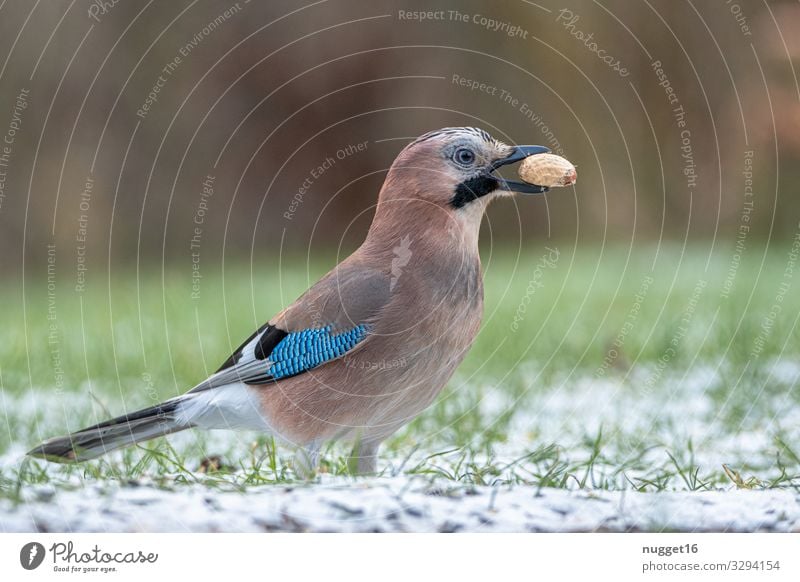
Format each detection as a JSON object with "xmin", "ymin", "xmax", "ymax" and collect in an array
[
  {"xmin": 357, "ymin": 444, "xmax": 379, "ymax": 474},
  {"xmin": 347, "ymin": 439, "xmax": 380, "ymax": 475},
  {"xmin": 293, "ymin": 442, "xmax": 320, "ymax": 479}
]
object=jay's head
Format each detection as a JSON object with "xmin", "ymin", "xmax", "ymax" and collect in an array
[{"xmin": 382, "ymin": 127, "xmax": 550, "ymax": 213}]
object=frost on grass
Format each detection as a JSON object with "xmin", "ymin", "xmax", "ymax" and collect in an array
[{"xmin": 1, "ymin": 362, "xmax": 800, "ymax": 532}]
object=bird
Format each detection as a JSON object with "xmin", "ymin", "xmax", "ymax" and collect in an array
[{"xmin": 28, "ymin": 127, "xmax": 550, "ymax": 475}]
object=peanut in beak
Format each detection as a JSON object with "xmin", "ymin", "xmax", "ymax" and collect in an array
[{"xmin": 518, "ymin": 153, "xmax": 577, "ymax": 188}]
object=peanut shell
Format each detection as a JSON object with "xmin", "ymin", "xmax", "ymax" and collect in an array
[{"xmin": 518, "ymin": 153, "xmax": 577, "ymax": 187}]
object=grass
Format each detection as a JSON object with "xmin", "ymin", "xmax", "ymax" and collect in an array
[{"xmin": 1, "ymin": 242, "xmax": 800, "ymax": 500}]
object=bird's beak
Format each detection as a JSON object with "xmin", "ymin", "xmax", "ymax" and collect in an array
[{"xmin": 490, "ymin": 145, "xmax": 551, "ymax": 194}]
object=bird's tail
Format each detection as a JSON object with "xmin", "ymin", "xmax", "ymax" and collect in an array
[{"xmin": 26, "ymin": 396, "xmax": 194, "ymax": 463}]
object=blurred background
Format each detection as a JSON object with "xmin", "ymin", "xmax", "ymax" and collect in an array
[
  {"xmin": 0, "ymin": 0, "xmax": 797, "ymax": 268},
  {"xmin": 0, "ymin": 0, "xmax": 799, "ymax": 408}
]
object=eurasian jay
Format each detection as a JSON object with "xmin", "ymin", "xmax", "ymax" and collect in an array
[{"xmin": 28, "ymin": 127, "xmax": 550, "ymax": 474}]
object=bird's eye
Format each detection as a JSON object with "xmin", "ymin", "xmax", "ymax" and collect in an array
[{"xmin": 453, "ymin": 148, "xmax": 475, "ymax": 166}]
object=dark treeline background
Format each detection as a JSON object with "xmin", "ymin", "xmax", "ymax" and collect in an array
[{"xmin": 0, "ymin": 0, "xmax": 797, "ymax": 272}]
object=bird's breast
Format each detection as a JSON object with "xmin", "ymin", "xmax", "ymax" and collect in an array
[{"xmin": 382, "ymin": 249, "xmax": 484, "ymax": 378}]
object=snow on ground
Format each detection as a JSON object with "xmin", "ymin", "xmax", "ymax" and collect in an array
[
  {"xmin": 2, "ymin": 363, "xmax": 799, "ymax": 532},
  {"xmin": 3, "ymin": 477, "xmax": 800, "ymax": 533}
]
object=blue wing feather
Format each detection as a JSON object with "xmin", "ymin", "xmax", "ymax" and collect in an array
[
  {"xmin": 189, "ymin": 323, "xmax": 369, "ymax": 392},
  {"xmin": 269, "ymin": 324, "xmax": 368, "ymax": 379}
]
